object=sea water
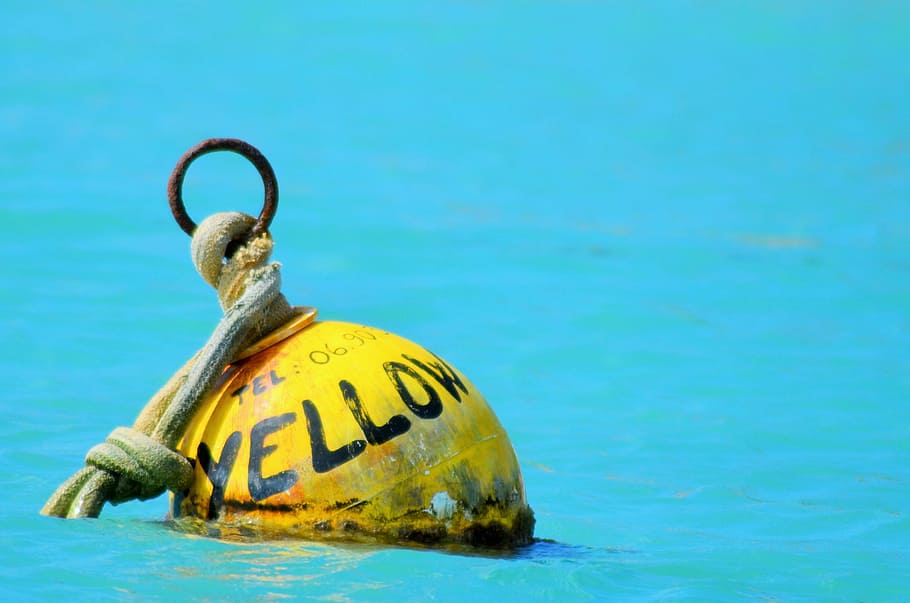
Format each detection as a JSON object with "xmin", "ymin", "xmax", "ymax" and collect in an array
[{"xmin": 2, "ymin": 3, "xmax": 908, "ymax": 601}]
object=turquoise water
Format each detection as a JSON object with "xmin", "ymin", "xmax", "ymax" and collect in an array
[{"xmin": 2, "ymin": 2, "xmax": 909, "ymax": 601}]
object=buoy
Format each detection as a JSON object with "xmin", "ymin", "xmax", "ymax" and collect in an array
[
  {"xmin": 42, "ymin": 138, "xmax": 534, "ymax": 548},
  {"xmin": 172, "ymin": 316, "xmax": 534, "ymax": 546}
]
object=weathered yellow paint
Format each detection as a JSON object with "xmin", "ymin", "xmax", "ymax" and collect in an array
[{"xmin": 171, "ymin": 319, "xmax": 534, "ymax": 547}]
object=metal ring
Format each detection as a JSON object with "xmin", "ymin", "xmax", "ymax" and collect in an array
[{"xmin": 167, "ymin": 138, "xmax": 278, "ymax": 237}]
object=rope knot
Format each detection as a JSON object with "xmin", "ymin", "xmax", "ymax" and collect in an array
[
  {"xmin": 43, "ymin": 210, "xmax": 298, "ymax": 518},
  {"xmin": 85, "ymin": 427, "xmax": 194, "ymax": 504},
  {"xmin": 191, "ymin": 212, "xmax": 281, "ymax": 311}
]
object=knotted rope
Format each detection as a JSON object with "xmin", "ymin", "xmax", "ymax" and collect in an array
[{"xmin": 42, "ymin": 212, "xmax": 295, "ymax": 518}]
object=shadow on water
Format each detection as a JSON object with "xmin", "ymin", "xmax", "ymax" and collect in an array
[{"xmin": 510, "ymin": 538, "xmax": 631, "ymax": 562}]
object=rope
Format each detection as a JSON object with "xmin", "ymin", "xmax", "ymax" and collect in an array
[{"xmin": 42, "ymin": 212, "xmax": 295, "ymax": 518}]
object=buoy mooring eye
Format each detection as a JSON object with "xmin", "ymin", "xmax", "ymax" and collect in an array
[{"xmin": 167, "ymin": 137, "xmax": 279, "ymax": 239}]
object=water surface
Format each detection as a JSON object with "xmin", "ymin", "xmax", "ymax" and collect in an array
[{"xmin": 2, "ymin": 3, "xmax": 908, "ymax": 601}]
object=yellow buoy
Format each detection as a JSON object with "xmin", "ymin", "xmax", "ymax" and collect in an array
[
  {"xmin": 171, "ymin": 314, "xmax": 534, "ymax": 547},
  {"xmin": 41, "ymin": 139, "xmax": 535, "ymax": 549}
]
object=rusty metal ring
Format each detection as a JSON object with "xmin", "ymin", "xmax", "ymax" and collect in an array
[{"xmin": 167, "ymin": 138, "xmax": 278, "ymax": 238}]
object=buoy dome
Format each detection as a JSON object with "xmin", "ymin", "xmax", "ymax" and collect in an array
[{"xmin": 171, "ymin": 319, "xmax": 534, "ymax": 546}]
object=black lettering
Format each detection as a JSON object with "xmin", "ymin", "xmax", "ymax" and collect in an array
[
  {"xmin": 302, "ymin": 399, "xmax": 367, "ymax": 473},
  {"xmin": 383, "ymin": 361, "xmax": 444, "ymax": 419},
  {"xmin": 269, "ymin": 370, "xmax": 286, "ymax": 386},
  {"xmin": 248, "ymin": 413, "xmax": 299, "ymax": 501},
  {"xmin": 231, "ymin": 384, "xmax": 250, "ymax": 405},
  {"xmin": 403, "ymin": 353, "xmax": 468, "ymax": 403},
  {"xmin": 197, "ymin": 431, "xmax": 242, "ymax": 519},
  {"xmin": 252, "ymin": 375, "xmax": 268, "ymax": 395},
  {"xmin": 340, "ymin": 379, "xmax": 412, "ymax": 443}
]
